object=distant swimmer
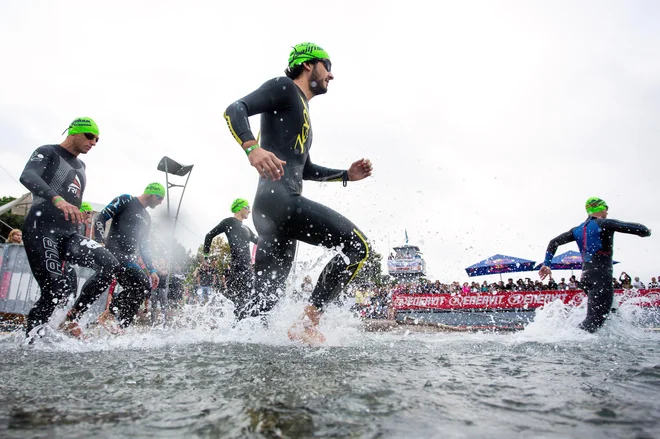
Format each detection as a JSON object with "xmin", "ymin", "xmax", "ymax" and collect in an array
[
  {"xmin": 203, "ymin": 198, "xmax": 258, "ymax": 319},
  {"xmin": 223, "ymin": 42, "xmax": 373, "ymax": 344},
  {"xmin": 19, "ymin": 117, "xmax": 119, "ymax": 340},
  {"xmin": 539, "ymin": 197, "xmax": 651, "ymax": 332}
]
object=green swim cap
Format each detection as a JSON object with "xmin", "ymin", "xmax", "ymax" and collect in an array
[
  {"xmin": 144, "ymin": 182, "xmax": 166, "ymax": 198},
  {"xmin": 288, "ymin": 42, "xmax": 330, "ymax": 69},
  {"xmin": 231, "ymin": 198, "xmax": 250, "ymax": 213},
  {"xmin": 66, "ymin": 117, "xmax": 99, "ymax": 136},
  {"xmin": 585, "ymin": 197, "xmax": 608, "ymax": 214},
  {"xmin": 80, "ymin": 202, "xmax": 93, "ymax": 213}
]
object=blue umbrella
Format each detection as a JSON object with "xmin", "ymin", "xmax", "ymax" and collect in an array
[
  {"xmin": 534, "ymin": 250, "xmax": 620, "ymax": 271},
  {"xmin": 465, "ymin": 254, "xmax": 537, "ymax": 279}
]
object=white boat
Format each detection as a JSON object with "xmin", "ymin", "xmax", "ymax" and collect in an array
[{"xmin": 387, "ymin": 245, "xmax": 427, "ymax": 279}]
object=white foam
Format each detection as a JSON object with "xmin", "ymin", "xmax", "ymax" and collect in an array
[
  {"xmin": 4, "ymin": 282, "xmax": 658, "ymax": 353},
  {"xmin": 0, "ymin": 281, "xmax": 366, "ymax": 352},
  {"xmin": 510, "ymin": 295, "xmax": 659, "ymax": 345}
]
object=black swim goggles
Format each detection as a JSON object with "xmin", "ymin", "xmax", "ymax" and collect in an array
[
  {"xmin": 303, "ymin": 57, "xmax": 332, "ymax": 72},
  {"xmin": 318, "ymin": 59, "xmax": 332, "ymax": 72},
  {"xmin": 83, "ymin": 132, "xmax": 100, "ymax": 142}
]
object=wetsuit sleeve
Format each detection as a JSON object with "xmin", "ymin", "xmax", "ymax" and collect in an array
[
  {"xmin": 224, "ymin": 78, "xmax": 297, "ymax": 145},
  {"xmin": 543, "ymin": 229, "xmax": 576, "ymax": 266},
  {"xmin": 250, "ymin": 228, "xmax": 258, "ymax": 244},
  {"xmin": 19, "ymin": 146, "xmax": 60, "ymax": 201},
  {"xmin": 599, "ymin": 219, "xmax": 651, "ymax": 237},
  {"xmin": 203, "ymin": 219, "xmax": 229, "ymax": 254},
  {"xmin": 94, "ymin": 195, "xmax": 133, "ymax": 242},
  {"xmin": 302, "ymin": 154, "xmax": 347, "ymax": 182}
]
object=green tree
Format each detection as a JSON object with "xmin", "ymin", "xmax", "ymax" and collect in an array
[
  {"xmin": 199, "ymin": 236, "xmax": 232, "ymax": 272},
  {"xmin": 0, "ymin": 196, "xmax": 25, "ymax": 241},
  {"xmin": 186, "ymin": 236, "xmax": 232, "ymax": 286}
]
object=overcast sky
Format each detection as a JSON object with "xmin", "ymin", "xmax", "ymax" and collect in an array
[{"xmin": 1, "ymin": 1, "xmax": 659, "ymax": 284}]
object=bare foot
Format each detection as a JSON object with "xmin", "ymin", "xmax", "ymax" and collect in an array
[
  {"xmin": 58, "ymin": 321, "xmax": 86, "ymax": 340},
  {"xmin": 287, "ymin": 305, "xmax": 326, "ymax": 346},
  {"xmin": 287, "ymin": 323, "xmax": 326, "ymax": 345},
  {"xmin": 98, "ymin": 310, "xmax": 125, "ymax": 335}
]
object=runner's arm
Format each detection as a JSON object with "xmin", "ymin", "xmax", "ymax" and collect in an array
[
  {"xmin": 543, "ymin": 229, "xmax": 576, "ymax": 266},
  {"xmin": 19, "ymin": 146, "xmax": 59, "ymax": 202},
  {"xmin": 302, "ymin": 154, "xmax": 347, "ymax": 182},
  {"xmin": 94, "ymin": 194, "xmax": 132, "ymax": 243},
  {"xmin": 203, "ymin": 219, "xmax": 229, "ymax": 254},
  {"xmin": 224, "ymin": 79, "xmax": 291, "ymax": 181},
  {"xmin": 224, "ymin": 78, "xmax": 296, "ymax": 146},
  {"xmin": 600, "ymin": 219, "xmax": 651, "ymax": 237}
]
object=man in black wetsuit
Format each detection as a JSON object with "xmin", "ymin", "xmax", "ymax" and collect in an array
[
  {"xmin": 223, "ymin": 42, "xmax": 373, "ymax": 343},
  {"xmin": 203, "ymin": 198, "xmax": 258, "ymax": 318},
  {"xmin": 94, "ymin": 183, "xmax": 164, "ymax": 328},
  {"xmin": 20, "ymin": 117, "xmax": 120, "ymax": 339},
  {"xmin": 539, "ymin": 197, "xmax": 651, "ymax": 333}
]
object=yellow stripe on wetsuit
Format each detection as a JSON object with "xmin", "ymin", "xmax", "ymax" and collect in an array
[
  {"xmin": 224, "ymin": 111, "xmax": 242, "ymax": 145},
  {"xmin": 347, "ymin": 228, "xmax": 369, "ymax": 283},
  {"xmin": 224, "ymin": 112, "xmax": 260, "ymax": 147}
]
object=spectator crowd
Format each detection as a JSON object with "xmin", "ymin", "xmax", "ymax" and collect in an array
[{"xmin": 350, "ymin": 271, "xmax": 660, "ymax": 320}]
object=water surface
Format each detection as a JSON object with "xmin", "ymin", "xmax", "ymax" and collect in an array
[{"xmin": 1, "ymin": 300, "xmax": 658, "ymax": 438}]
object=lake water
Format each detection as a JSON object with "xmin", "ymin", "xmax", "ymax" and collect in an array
[{"xmin": 1, "ymin": 298, "xmax": 658, "ymax": 438}]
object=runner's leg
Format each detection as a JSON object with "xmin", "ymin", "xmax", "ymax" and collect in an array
[
  {"xmin": 111, "ymin": 261, "xmax": 151, "ymax": 327},
  {"xmin": 288, "ymin": 197, "xmax": 369, "ymax": 311},
  {"xmin": 65, "ymin": 235, "xmax": 119, "ymax": 321},
  {"xmin": 22, "ymin": 230, "xmax": 70, "ymax": 335},
  {"xmin": 253, "ymin": 235, "xmax": 297, "ymax": 315},
  {"xmin": 579, "ymin": 277, "xmax": 614, "ymax": 333},
  {"xmin": 228, "ymin": 266, "xmax": 255, "ymax": 319}
]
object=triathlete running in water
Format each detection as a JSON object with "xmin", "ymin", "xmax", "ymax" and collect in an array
[
  {"xmin": 539, "ymin": 197, "xmax": 651, "ymax": 332},
  {"xmin": 94, "ymin": 183, "xmax": 164, "ymax": 328},
  {"xmin": 223, "ymin": 42, "xmax": 374, "ymax": 343},
  {"xmin": 20, "ymin": 117, "xmax": 119, "ymax": 339},
  {"xmin": 203, "ymin": 198, "xmax": 258, "ymax": 319}
]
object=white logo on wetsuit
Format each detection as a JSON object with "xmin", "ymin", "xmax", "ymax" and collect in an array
[
  {"xmin": 42, "ymin": 237, "xmax": 61, "ymax": 275},
  {"xmin": 30, "ymin": 152, "xmax": 45, "ymax": 162},
  {"xmin": 80, "ymin": 239, "xmax": 101, "ymax": 249},
  {"xmin": 67, "ymin": 175, "xmax": 83, "ymax": 197}
]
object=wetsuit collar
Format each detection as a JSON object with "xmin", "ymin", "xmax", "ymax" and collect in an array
[
  {"xmin": 292, "ymin": 81, "xmax": 311, "ymax": 102},
  {"xmin": 55, "ymin": 144, "xmax": 76, "ymax": 159}
]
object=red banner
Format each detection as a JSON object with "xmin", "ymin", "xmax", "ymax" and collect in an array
[{"xmin": 392, "ymin": 289, "xmax": 660, "ymax": 311}]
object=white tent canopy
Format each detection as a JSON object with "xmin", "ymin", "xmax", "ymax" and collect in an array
[
  {"xmin": 1, "ymin": 192, "xmax": 107, "ymax": 216},
  {"xmin": 0, "ymin": 192, "xmax": 32, "ymax": 216}
]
